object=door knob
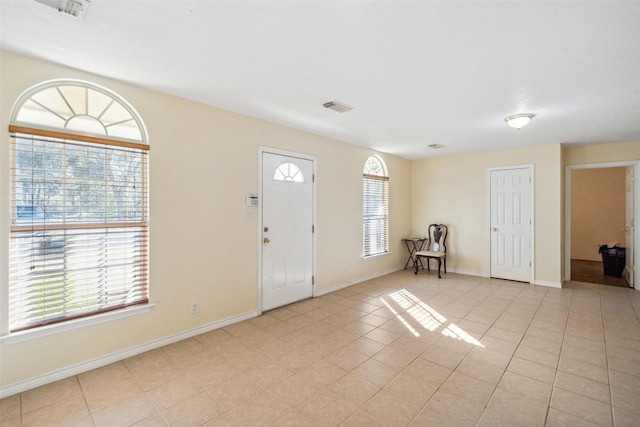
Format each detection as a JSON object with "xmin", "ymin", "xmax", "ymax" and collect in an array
[
  {"xmin": 263, "ymin": 237, "xmax": 270, "ymax": 244},
  {"xmin": 491, "ymin": 227, "xmax": 497, "ymax": 232}
]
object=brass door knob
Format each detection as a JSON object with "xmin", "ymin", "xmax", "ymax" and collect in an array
[{"xmin": 263, "ymin": 237, "xmax": 270, "ymax": 244}]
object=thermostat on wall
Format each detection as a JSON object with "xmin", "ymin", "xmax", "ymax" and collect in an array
[{"xmin": 247, "ymin": 195, "xmax": 259, "ymax": 207}]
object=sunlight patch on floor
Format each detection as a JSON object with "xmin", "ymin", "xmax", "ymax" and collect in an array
[
  {"xmin": 389, "ymin": 289, "xmax": 445, "ymax": 332},
  {"xmin": 380, "ymin": 298, "xmax": 420, "ymax": 337},
  {"xmin": 442, "ymin": 323, "xmax": 484, "ymax": 347},
  {"xmin": 385, "ymin": 289, "xmax": 484, "ymax": 347}
]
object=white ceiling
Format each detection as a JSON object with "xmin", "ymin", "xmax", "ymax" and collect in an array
[{"xmin": 1, "ymin": 1, "xmax": 639, "ymax": 159}]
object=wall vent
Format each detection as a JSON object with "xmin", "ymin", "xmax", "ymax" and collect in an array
[
  {"xmin": 34, "ymin": 0, "xmax": 90, "ymax": 18},
  {"xmin": 322, "ymin": 101, "xmax": 353, "ymax": 113}
]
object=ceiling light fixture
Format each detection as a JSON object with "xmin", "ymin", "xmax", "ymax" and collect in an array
[{"xmin": 504, "ymin": 113, "xmax": 534, "ymax": 130}]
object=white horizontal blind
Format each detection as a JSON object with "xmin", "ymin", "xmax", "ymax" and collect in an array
[
  {"xmin": 363, "ymin": 174, "xmax": 389, "ymax": 257},
  {"xmin": 9, "ymin": 133, "xmax": 149, "ymax": 332}
]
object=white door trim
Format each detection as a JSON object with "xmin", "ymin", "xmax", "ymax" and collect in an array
[
  {"xmin": 564, "ymin": 161, "xmax": 639, "ymax": 289},
  {"xmin": 257, "ymin": 146, "xmax": 317, "ymax": 313},
  {"xmin": 487, "ymin": 164, "xmax": 535, "ymax": 283}
]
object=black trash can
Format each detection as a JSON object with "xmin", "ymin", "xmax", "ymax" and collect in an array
[{"xmin": 598, "ymin": 245, "xmax": 626, "ymax": 277}]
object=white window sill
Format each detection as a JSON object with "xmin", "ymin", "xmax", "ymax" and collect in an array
[
  {"xmin": 363, "ymin": 251, "xmax": 391, "ymax": 260},
  {"xmin": 0, "ymin": 303, "xmax": 155, "ymax": 345}
]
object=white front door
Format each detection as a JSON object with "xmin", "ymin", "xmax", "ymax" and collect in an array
[
  {"xmin": 625, "ymin": 166, "xmax": 634, "ymax": 287},
  {"xmin": 261, "ymin": 151, "xmax": 314, "ymax": 311},
  {"xmin": 490, "ymin": 167, "xmax": 532, "ymax": 282}
]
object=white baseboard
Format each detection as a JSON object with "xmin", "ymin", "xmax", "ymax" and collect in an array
[
  {"xmin": 3, "ymin": 263, "xmax": 563, "ymax": 398},
  {"xmin": 448, "ymin": 269, "xmax": 563, "ymax": 289},
  {"xmin": 533, "ymin": 280, "xmax": 563, "ymax": 288},
  {"xmin": 315, "ymin": 265, "xmax": 404, "ymax": 296},
  {"xmin": 0, "ymin": 310, "xmax": 259, "ymax": 399},
  {"xmin": 444, "ymin": 268, "xmax": 486, "ymax": 278},
  {"xmin": 2, "ymin": 265, "xmax": 403, "ymax": 398}
]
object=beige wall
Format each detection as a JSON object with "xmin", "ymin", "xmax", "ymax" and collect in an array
[
  {"xmin": 0, "ymin": 51, "xmax": 412, "ymax": 388},
  {"xmin": 2, "ymin": 49, "xmax": 639, "ymax": 393},
  {"xmin": 564, "ymin": 141, "xmax": 640, "ymax": 166},
  {"xmin": 570, "ymin": 168, "xmax": 626, "ymax": 261},
  {"xmin": 411, "ymin": 144, "xmax": 563, "ymax": 286},
  {"xmin": 408, "ymin": 141, "xmax": 640, "ymax": 287}
]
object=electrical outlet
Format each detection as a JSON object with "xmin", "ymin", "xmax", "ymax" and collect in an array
[{"xmin": 190, "ymin": 301, "xmax": 198, "ymax": 314}]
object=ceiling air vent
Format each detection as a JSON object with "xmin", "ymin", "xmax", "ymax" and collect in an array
[
  {"xmin": 428, "ymin": 144, "xmax": 445, "ymax": 149},
  {"xmin": 34, "ymin": 0, "xmax": 90, "ymax": 18},
  {"xmin": 322, "ymin": 101, "xmax": 353, "ymax": 113}
]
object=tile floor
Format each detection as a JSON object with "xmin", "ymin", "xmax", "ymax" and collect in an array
[{"xmin": 2, "ymin": 270, "xmax": 640, "ymax": 426}]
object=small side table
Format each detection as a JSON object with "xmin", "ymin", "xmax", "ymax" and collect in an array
[{"xmin": 402, "ymin": 238, "xmax": 427, "ymax": 270}]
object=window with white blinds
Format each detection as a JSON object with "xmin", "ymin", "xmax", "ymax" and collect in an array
[
  {"xmin": 363, "ymin": 156, "xmax": 389, "ymax": 257},
  {"xmin": 8, "ymin": 80, "xmax": 149, "ymax": 332}
]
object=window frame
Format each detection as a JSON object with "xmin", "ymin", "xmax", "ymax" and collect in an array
[
  {"xmin": 363, "ymin": 156, "xmax": 389, "ymax": 258},
  {"xmin": 7, "ymin": 80, "xmax": 150, "ymax": 334}
]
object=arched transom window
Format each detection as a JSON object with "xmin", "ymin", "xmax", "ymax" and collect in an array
[
  {"xmin": 274, "ymin": 162, "xmax": 305, "ymax": 183},
  {"xmin": 364, "ymin": 155, "xmax": 387, "ymax": 176},
  {"xmin": 8, "ymin": 79, "xmax": 149, "ymax": 332},
  {"xmin": 11, "ymin": 79, "xmax": 147, "ymax": 143},
  {"xmin": 363, "ymin": 156, "xmax": 389, "ymax": 257}
]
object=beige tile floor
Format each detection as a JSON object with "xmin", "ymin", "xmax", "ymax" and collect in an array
[{"xmin": 2, "ymin": 270, "xmax": 640, "ymax": 426}]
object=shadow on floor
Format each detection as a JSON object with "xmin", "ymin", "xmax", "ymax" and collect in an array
[{"xmin": 571, "ymin": 259, "xmax": 630, "ymax": 288}]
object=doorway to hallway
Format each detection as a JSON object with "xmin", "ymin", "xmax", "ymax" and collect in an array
[{"xmin": 565, "ymin": 162, "xmax": 638, "ymax": 289}]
